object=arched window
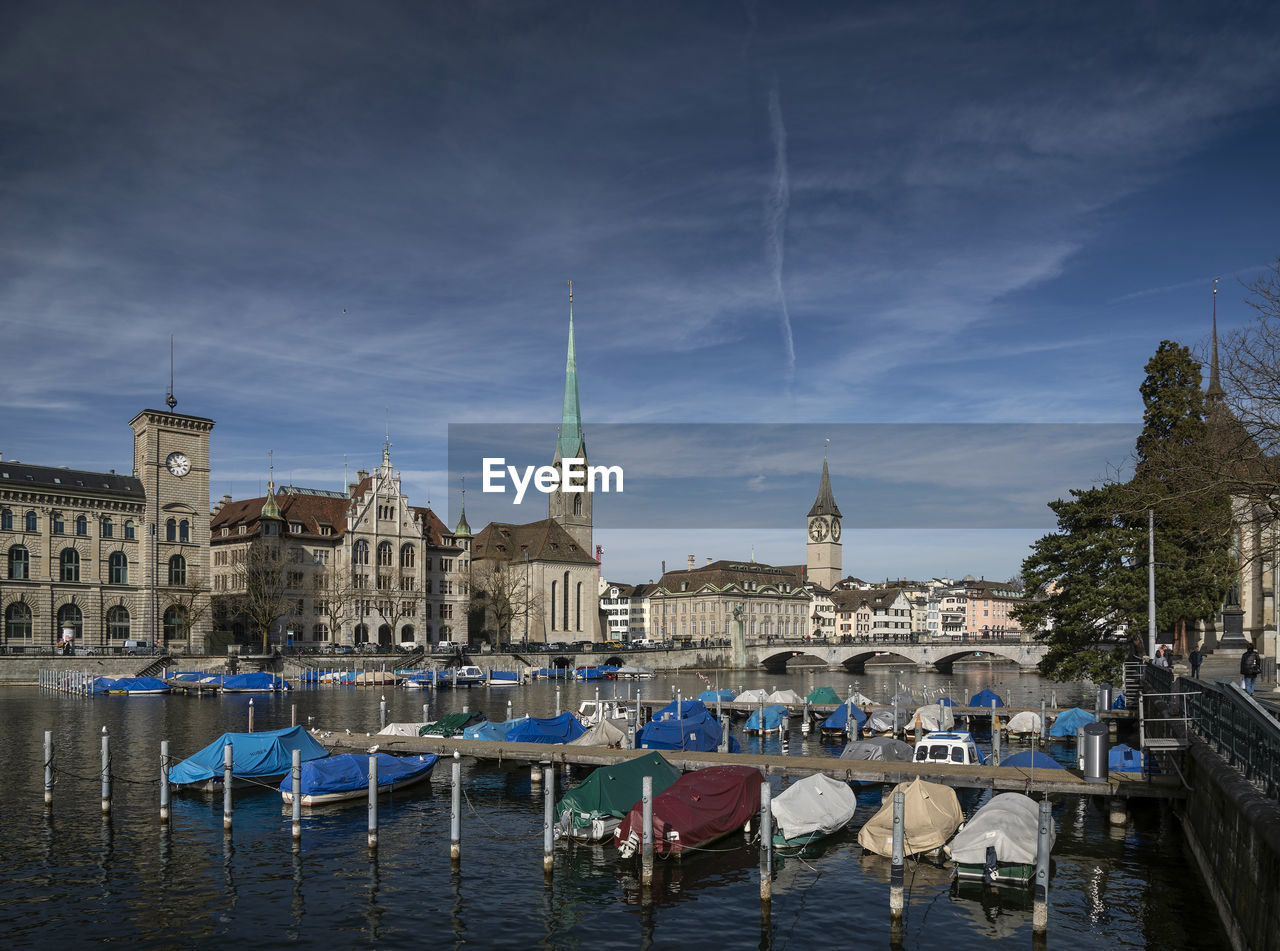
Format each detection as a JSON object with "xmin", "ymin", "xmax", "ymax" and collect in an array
[
  {"xmin": 400, "ymin": 544, "xmax": 415, "ymax": 568},
  {"xmin": 576, "ymin": 582, "xmax": 582, "ymax": 631},
  {"xmin": 354, "ymin": 622, "xmax": 368, "ymax": 644},
  {"xmin": 8, "ymin": 545, "xmax": 29, "ymax": 580},
  {"xmin": 109, "ymin": 552, "xmax": 128, "ymax": 585},
  {"xmin": 75, "ymin": 515, "xmax": 87, "ymax": 536},
  {"xmin": 168, "ymin": 554, "xmax": 186, "ymax": 585},
  {"xmin": 101, "ymin": 517, "xmax": 113, "ymax": 538},
  {"xmin": 6, "ymin": 602, "xmax": 32, "ymax": 639},
  {"xmin": 124, "ymin": 520, "xmax": 136, "ymax": 539},
  {"xmin": 163, "ymin": 605, "xmax": 187, "ymax": 642},
  {"xmin": 550, "ymin": 581, "xmax": 557, "ymax": 630},
  {"xmin": 562, "ymin": 571, "xmax": 570, "ymax": 633},
  {"xmin": 573, "ymin": 494, "xmax": 582, "ymax": 517},
  {"xmin": 166, "ymin": 518, "xmax": 176, "ymax": 542},
  {"xmin": 179, "ymin": 519, "xmax": 190, "ymax": 543},
  {"xmin": 60, "ymin": 549, "xmax": 80, "ymax": 582},
  {"xmin": 52, "ymin": 512, "xmax": 64, "ymax": 535},
  {"xmin": 353, "ymin": 540, "xmax": 369, "ymax": 565},
  {"xmin": 0, "ymin": 509, "xmax": 11, "ymax": 531},
  {"xmin": 24, "ymin": 511, "xmax": 37, "ymax": 532},
  {"xmin": 107, "ymin": 606, "xmax": 130, "ymax": 640},
  {"xmin": 400, "ymin": 624, "xmax": 415, "ymax": 643},
  {"xmin": 57, "ymin": 603, "xmax": 82, "ymax": 637},
  {"xmin": 378, "ymin": 623, "xmax": 392, "ymax": 644},
  {"xmin": 377, "ymin": 542, "xmax": 393, "ymax": 567},
  {"xmin": 313, "ymin": 623, "xmax": 329, "ymax": 641}
]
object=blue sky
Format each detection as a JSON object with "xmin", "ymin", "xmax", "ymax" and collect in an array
[{"xmin": 4, "ymin": 1, "xmax": 1280, "ymax": 584}]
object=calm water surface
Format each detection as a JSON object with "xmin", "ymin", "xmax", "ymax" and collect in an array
[{"xmin": 0, "ymin": 666, "xmax": 1227, "ymax": 949}]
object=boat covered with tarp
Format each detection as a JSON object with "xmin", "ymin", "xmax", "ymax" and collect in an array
[
  {"xmin": 771, "ymin": 772, "xmax": 859, "ymax": 849},
  {"xmin": 378, "ymin": 722, "xmax": 430, "ymax": 736},
  {"xmin": 821, "ymin": 702, "xmax": 868, "ymax": 736},
  {"xmin": 734, "ymin": 688, "xmax": 770, "ymax": 705},
  {"xmin": 889, "ymin": 692, "xmax": 916, "ymax": 707},
  {"xmin": 420, "ymin": 712, "xmax": 485, "ymax": 737},
  {"xmin": 970, "ymin": 689, "xmax": 1004, "ymax": 710},
  {"xmin": 505, "ymin": 712, "xmax": 587, "ymax": 744},
  {"xmin": 911, "ymin": 703, "xmax": 956, "ymax": 732},
  {"xmin": 806, "ymin": 686, "xmax": 841, "ymax": 705},
  {"xmin": 638, "ymin": 704, "xmax": 739, "ymax": 753},
  {"xmin": 1109, "ymin": 743, "xmax": 1145, "ymax": 773},
  {"xmin": 1000, "ymin": 750, "xmax": 1065, "ymax": 771},
  {"xmin": 947, "ymin": 792, "xmax": 1052, "ymax": 885},
  {"xmin": 279, "ymin": 752, "xmax": 437, "ymax": 805},
  {"xmin": 614, "ymin": 665, "xmax": 655, "ymax": 680},
  {"xmin": 745, "ymin": 704, "xmax": 788, "ymax": 734},
  {"xmin": 487, "ymin": 670, "xmax": 523, "ymax": 686},
  {"xmin": 698, "ymin": 688, "xmax": 736, "ymax": 703},
  {"xmin": 107, "ymin": 676, "xmax": 170, "ymax": 695},
  {"xmin": 840, "ymin": 736, "xmax": 914, "ymax": 763},
  {"xmin": 90, "ymin": 677, "xmax": 119, "ymax": 694},
  {"xmin": 221, "ymin": 672, "xmax": 290, "ymax": 692},
  {"xmin": 864, "ymin": 708, "xmax": 903, "ymax": 734},
  {"xmin": 616, "ymin": 764, "xmax": 763, "ymax": 857},
  {"xmin": 765, "ymin": 689, "xmax": 803, "ymax": 705},
  {"xmin": 1005, "ymin": 711, "xmax": 1042, "ymax": 736},
  {"xmin": 462, "ymin": 718, "xmax": 524, "ymax": 742},
  {"xmin": 1048, "ymin": 707, "xmax": 1097, "ymax": 738},
  {"xmin": 170, "ymin": 726, "xmax": 329, "ymax": 792},
  {"xmin": 554, "ymin": 751, "xmax": 682, "ymax": 842},
  {"xmin": 858, "ymin": 777, "xmax": 963, "ymax": 858},
  {"xmin": 569, "ymin": 718, "xmax": 627, "ymax": 748}
]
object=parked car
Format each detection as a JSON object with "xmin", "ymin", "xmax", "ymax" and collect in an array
[
  {"xmin": 72, "ymin": 646, "xmax": 97, "ymax": 656},
  {"xmin": 434, "ymin": 640, "xmax": 460, "ymax": 653},
  {"xmin": 123, "ymin": 639, "xmax": 152, "ymax": 655}
]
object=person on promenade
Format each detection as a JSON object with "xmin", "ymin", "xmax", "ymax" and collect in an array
[
  {"xmin": 1240, "ymin": 643, "xmax": 1262, "ymax": 696},
  {"xmin": 1189, "ymin": 645, "xmax": 1203, "ymax": 679}
]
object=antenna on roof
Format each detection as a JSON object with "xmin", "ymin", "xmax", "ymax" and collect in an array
[
  {"xmin": 165, "ymin": 335, "xmax": 177, "ymax": 410},
  {"xmin": 343, "ymin": 453, "xmax": 348, "ymax": 495}
]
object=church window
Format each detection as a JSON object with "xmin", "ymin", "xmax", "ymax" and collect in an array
[
  {"xmin": 563, "ymin": 571, "xmax": 570, "ymax": 631},
  {"xmin": 8, "ymin": 545, "xmax": 29, "ymax": 580},
  {"xmin": 60, "ymin": 548, "xmax": 80, "ymax": 582},
  {"xmin": 109, "ymin": 552, "xmax": 128, "ymax": 585},
  {"xmin": 75, "ymin": 515, "xmax": 88, "ymax": 536},
  {"xmin": 573, "ymin": 495, "xmax": 582, "ymax": 517},
  {"xmin": 576, "ymin": 582, "xmax": 582, "ymax": 631},
  {"xmin": 550, "ymin": 581, "xmax": 557, "ymax": 629},
  {"xmin": 400, "ymin": 544, "xmax": 415, "ymax": 568}
]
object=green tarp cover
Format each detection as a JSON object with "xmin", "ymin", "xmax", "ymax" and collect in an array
[
  {"xmin": 420, "ymin": 712, "xmax": 483, "ymax": 737},
  {"xmin": 806, "ymin": 686, "xmax": 840, "ymax": 705},
  {"xmin": 555, "ymin": 752, "xmax": 682, "ymax": 831}
]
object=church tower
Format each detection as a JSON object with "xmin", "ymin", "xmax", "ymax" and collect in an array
[
  {"xmin": 549, "ymin": 282, "xmax": 593, "ymax": 553},
  {"xmin": 806, "ymin": 454, "xmax": 842, "ymax": 589}
]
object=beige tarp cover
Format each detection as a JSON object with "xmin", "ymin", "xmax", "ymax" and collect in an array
[
  {"xmin": 857, "ymin": 777, "xmax": 963, "ymax": 857},
  {"xmin": 569, "ymin": 718, "xmax": 627, "ymax": 747},
  {"xmin": 377, "ymin": 722, "xmax": 430, "ymax": 736},
  {"xmin": 1006, "ymin": 711, "xmax": 1041, "ymax": 735},
  {"xmin": 911, "ymin": 704, "xmax": 956, "ymax": 732},
  {"xmin": 766, "ymin": 689, "xmax": 804, "ymax": 705},
  {"xmin": 735, "ymin": 689, "xmax": 770, "ymax": 704}
]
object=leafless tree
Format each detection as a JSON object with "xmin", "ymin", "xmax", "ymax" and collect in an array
[
  {"xmin": 468, "ymin": 558, "xmax": 540, "ymax": 646},
  {"xmin": 310, "ymin": 566, "xmax": 358, "ymax": 647},
  {"xmin": 229, "ymin": 537, "xmax": 294, "ymax": 653},
  {"xmin": 164, "ymin": 568, "xmax": 212, "ymax": 649}
]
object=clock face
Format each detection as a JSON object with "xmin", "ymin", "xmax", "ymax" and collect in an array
[
  {"xmin": 166, "ymin": 452, "xmax": 190, "ymax": 477},
  {"xmin": 808, "ymin": 517, "xmax": 828, "ymax": 542},
  {"xmin": 830, "ymin": 519, "xmax": 842, "ymax": 542}
]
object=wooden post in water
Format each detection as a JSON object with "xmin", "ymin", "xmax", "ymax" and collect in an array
[
  {"xmin": 801, "ymin": 701, "xmax": 810, "ymax": 735},
  {"xmin": 291, "ymin": 748, "xmax": 302, "ymax": 842},
  {"xmin": 379, "ymin": 695, "xmax": 387, "ymax": 731},
  {"xmin": 542, "ymin": 765, "xmax": 555, "ymax": 876},
  {"xmin": 367, "ymin": 754, "xmax": 378, "ymax": 851},
  {"xmin": 44, "ymin": 731, "xmax": 53, "ymax": 809},
  {"xmin": 422, "ymin": 703, "xmax": 429, "ymax": 723},
  {"xmin": 100, "ymin": 727, "xmax": 111, "ymax": 815},
  {"xmin": 1033, "ymin": 797, "xmax": 1051, "ymax": 933},
  {"xmin": 450, "ymin": 750, "xmax": 461, "ymax": 866},
  {"xmin": 759, "ymin": 782, "xmax": 773, "ymax": 907},
  {"xmin": 248, "ymin": 698, "xmax": 254, "ymax": 733},
  {"xmin": 555, "ymin": 687, "xmax": 561, "ymax": 718},
  {"xmin": 291, "ymin": 703, "xmax": 297, "ymax": 728},
  {"xmin": 641, "ymin": 776, "xmax": 654, "ymax": 888},
  {"xmin": 889, "ymin": 789, "xmax": 905, "ymax": 920},
  {"xmin": 719, "ymin": 715, "xmax": 729, "ymax": 753},
  {"xmin": 160, "ymin": 740, "xmax": 170, "ymax": 824},
  {"xmin": 222, "ymin": 741, "xmax": 234, "ymax": 830}
]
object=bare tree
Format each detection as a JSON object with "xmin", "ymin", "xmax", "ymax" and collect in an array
[
  {"xmin": 468, "ymin": 558, "xmax": 539, "ymax": 647},
  {"xmin": 164, "ymin": 568, "xmax": 212, "ymax": 650},
  {"xmin": 230, "ymin": 537, "xmax": 293, "ymax": 653},
  {"xmin": 310, "ymin": 566, "xmax": 358, "ymax": 648}
]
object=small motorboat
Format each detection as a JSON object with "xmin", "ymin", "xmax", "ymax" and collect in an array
[
  {"xmin": 770, "ymin": 773, "xmax": 859, "ymax": 850},
  {"xmin": 450, "ymin": 665, "xmax": 487, "ymax": 687},
  {"xmin": 554, "ymin": 751, "xmax": 682, "ymax": 842},
  {"xmin": 1005, "ymin": 711, "xmax": 1042, "ymax": 738},
  {"xmin": 1000, "ymin": 750, "xmax": 1066, "ymax": 771},
  {"xmin": 858, "ymin": 777, "xmax": 963, "ymax": 858},
  {"xmin": 280, "ymin": 752, "xmax": 438, "ymax": 806},
  {"xmin": 765, "ymin": 689, "xmax": 803, "ymax": 705},
  {"xmin": 840, "ymin": 736, "xmax": 914, "ymax": 763},
  {"xmin": 105, "ymin": 676, "xmax": 170, "ymax": 695},
  {"xmin": 615, "ymin": 764, "xmax": 764, "ymax": 858},
  {"xmin": 805, "ymin": 686, "xmax": 841, "ymax": 706},
  {"xmin": 637, "ymin": 701, "xmax": 739, "ymax": 753},
  {"xmin": 1048, "ymin": 707, "xmax": 1097, "ymax": 738},
  {"xmin": 909, "ymin": 703, "xmax": 956, "ymax": 733},
  {"xmin": 947, "ymin": 792, "xmax": 1053, "ymax": 885},
  {"xmin": 169, "ymin": 726, "xmax": 329, "ymax": 794},
  {"xmin": 615, "ymin": 664, "xmax": 655, "ymax": 680},
  {"xmin": 912, "ymin": 731, "xmax": 985, "ymax": 766},
  {"xmin": 220, "ymin": 672, "xmax": 290, "ymax": 692},
  {"xmin": 744, "ymin": 704, "xmax": 788, "ymax": 735},
  {"xmin": 487, "ymin": 670, "xmax": 524, "ymax": 686},
  {"xmin": 505, "ymin": 712, "xmax": 587, "ymax": 744},
  {"xmin": 821, "ymin": 702, "xmax": 868, "ymax": 738},
  {"xmin": 970, "ymin": 689, "xmax": 1005, "ymax": 711}
]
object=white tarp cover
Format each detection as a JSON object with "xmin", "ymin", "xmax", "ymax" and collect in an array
[
  {"xmin": 377, "ymin": 722, "xmax": 430, "ymax": 736},
  {"xmin": 569, "ymin": 719, "xmax": 627, "ymax": 748},
  {"xmin": 849, "ymin": 692, "xmax": 875, "ymax": 706},
  {"xmin": 735, "ymin": 689, "xmax": 771, "ymax": 704},
  {"xmin": 858, "ymin": 777, "xmax": 963, "ymax": 858},
  {"xmin": 771, "ymin": 773, "xmax": 858, "ymax": 841},
  {"xmin": 864, "ymin": 709, "xmax": 901, "ymax": 733},
  {"xmin": 1005, "ymin": 711, "xmax": 1041, "ymax": 735},
  {"xmin": 947, "ymin": 793, "xmax": 1053, "ymax": 866},
  {"xmin": 911, "ymin": 704, "xmax": 956, "ymax": 732},
  {"xmin": 840, "ymin": 737, "xmax": 915, "ymax": 762},
  {"xmin": 765, "ymin": 689, "xmax": 804, "ymax": 705}
]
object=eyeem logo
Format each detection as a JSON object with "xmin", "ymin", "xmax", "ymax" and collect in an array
[{"xmin": 482, "ymin": 458, "xmax": 624, "ymax": 504}]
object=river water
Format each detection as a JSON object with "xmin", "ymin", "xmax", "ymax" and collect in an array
[{"xmin": 0, "ymin": 666, "xmax": 1227, "ymax": 949}]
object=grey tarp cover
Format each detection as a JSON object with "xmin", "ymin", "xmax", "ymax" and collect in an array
[
  {"xmin": 840, "ymin": 736, "xmax": 914, "ymax": 762},
  {"xmin": 1005, "ymin": 711, "xmax": 1041, "ymax": 735},
  {"xmin": 864, "ymin": 709, "xmax": 901, "ymax": 733},
  {"xmin": 947, "ymin": 793, "xmax": 1053, "ymax": 865},
  {"xmin": 911, "ymin": 704, "xmax": 956, "ymax": 732},
  {"xmin": 765, "ymin": 689, "xmax": 804, "ymax": 705},
  {"xmin": 569, "ymin": 719, "xmax": 627, "ymax": 747},
  {"xmin": 735, "ymin": 688, "xmax": 770, "ymax": 704},
  {"xmin": 857, "ymin": 777, "xmax": 963, "ymax": 857},
  {"xmin": 771, "ymin": 773, "xmax": 859, "ymax": 842}
]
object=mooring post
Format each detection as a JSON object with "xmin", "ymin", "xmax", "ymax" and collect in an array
[
  {"xmin": 507, "ymin": 699, "xmax": 513, "ymax": 722},
  {"xmin": 555, "ymin": 687, "xmax": 561, "ymax": 718},
  {"xmin": 422, "ymin": 703, "xmax": 429, "ymax": 723},
  {"xmin": 781, "ymin": 714, "xmax": 790, "ymax": 755},
  {"xmin": 759, "ymin": 782, "xmax": 773, "ymax": 906},
  {"xmin": 160, "ymin": 740, "xmax": 171, "ymax": 825},
  {"xmin": 1109, "ymin": 796, "xmax": 1127, "ymax": 827},
  {"xmin": 222, "ymin": 741, "xmax": 234, "ymax": 831},
  {"xmin": 450, "ymin": 750, "xmax": 461, "ymax": 865},
  {"xmin": 992, "ymin": 720, "xmax": 1001, "ymax": 765},
  {"xmin": 1033, "ymin": 797, "xmax": 1051, "ymax": 933},
  {"xmin": 801, "ymin": 701, "xmax": 810, "ymax": 735},
  {"xmin": 367, "ymin": 753, "xmax": 378, "ymax": 851},
  {"xmin": 44, "ymin": 730, "xmax": 54, "ymax": 809},
  {"xmin": 380, "ymin": 695, "xmax": 387, "ymax": 731},
  {"xmin": 677, "ymin": 693, "xmax": 682, "ymax": 723},
  {"xmin": 248, "ymin": 698, "xmax": 254, "ymax": 733},
  {"xmin": 100, "ymin": 726, "xmax": 111, "ymax": 815},
  {"xmin": 719, "ymin": 715, "xmax": 729, "ymax": 753},
  {"xmin": 462, "ymin": 703, "xmax": 469, "ymax": 715},
  {"xmin": 291, "ymin": 748, "xmax": 302, "ymax": 842},
  {"xmin": 291, "ymin": 703, "xmax": 297, "ymax": 728},
  {"xmin": 542, "ymin": 765, "xmax": 555, "ymax": 876},
  {"xmin": 531, "ymin": 762, "xmax": 542, "ymax": 790},
  {"xmin": 890, "ymin": 789, "xmax": 905, "ymax": 920},
  {"xmin": 1040, "ymin": 699, "xmax": 1047, "ymax": 745},
  {"xmin": 641, "ymin": 775, "xmax": 654, "ymax": 887}
]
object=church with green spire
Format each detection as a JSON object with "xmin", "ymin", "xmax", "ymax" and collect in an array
[{"xmin": 548, "ymin": 281, "xmax": 593, "ymax": 554}]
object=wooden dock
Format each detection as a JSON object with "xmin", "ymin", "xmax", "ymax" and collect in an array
[
  {"xmin": 633, "ymin": 698, "xmax": 1135, "ymax": 721},
  {"xmin": 317, "ymin": 732, "xmax": 1181, "ymax": 801}
]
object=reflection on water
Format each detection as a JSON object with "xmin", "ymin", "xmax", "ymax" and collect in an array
[{"xmin": 0, "ymin": 670, "xmax": 1230, "ymax": 949}]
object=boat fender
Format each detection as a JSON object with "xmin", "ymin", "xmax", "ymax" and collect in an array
[{"xmin": 983, "ymin": 844, "xmax": 999, "ymax": 886}]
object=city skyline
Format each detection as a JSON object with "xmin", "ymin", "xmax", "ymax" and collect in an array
[{"xmin": 5, "ymin": 2, "xmax": 1280, "ymax": 583}]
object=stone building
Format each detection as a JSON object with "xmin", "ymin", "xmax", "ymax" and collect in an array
[
  {"xmin": 1, "ymin": 405, "xmax": 215, "ymax": 652},
  {"xmin": 649, "ymin": 557, "xmax": 810, "ymax": 642}
]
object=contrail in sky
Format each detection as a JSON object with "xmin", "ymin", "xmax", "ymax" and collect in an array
[{"xmin": 766, "ymin": 80, "xmax": 797, "ymax": 386}]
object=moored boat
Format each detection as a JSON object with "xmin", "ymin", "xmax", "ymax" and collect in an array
[
  {"xmin": 912, "ymin": 731, "xmax": 985, "ymax": 765},
  {"xmin": 744, "ymin": 703, "xmax": 788, "ymax": 735},
  {"xmin": 169, "ymin": 725, "xmax": 329, "ymax": 794},
  {"xmin": 857, "ymin": 777, "xmax": 963, "ymax": 858},
  {"xmin": 221, "ymin": 672, "xmax": 290, "ymax": 692},
  {"xmin": 554, "ymin": 751, "xmax": 682, "ymax": 842},
  {"xmin": 615, "ymin": 764, "xmax": 764, "ymax": 858},
  {"xmin": 280, "ymin": 751, "xmax": 438, "ymax": 806},
  {"xmin": 946, "ymin": 792, "xmax": 1053, "ymax": 885},
  {"xmin": 105, "ymin": 676, "xmax": 170, "ymax": 695},
  {"xmin": 770, "ymin": 772, "xmax": 859, "ymax": 850}
]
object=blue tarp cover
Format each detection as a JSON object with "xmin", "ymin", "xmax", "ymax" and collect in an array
[
  {"xmin": 464, "ymin": 718, "xmax": 524, "ymax": 741},
  {"xmin": 279, "ymin": 752, "xmax": 437, "ymax": 797},
  {"xmin": 746, "ymin": 704, "xmax": 788, "ymax": 731},
  {"xmin": 1111, "ymin": 695, "xmax": 1127, "ymax": 710},
  {"xmin": 821, "ymin": 703, "xmax": 868, "ymax": 731},
  {"xmin": 170, "ymin": 726, "xmax": 329, "ymax": 784},
  {"xmin": 652, "ymin": 698, "xmax": 709, "ymax": 721},
  {"xmin": 971, "ymin": 689, "xmax": 1005, "ymax": 708},
  {"xmin": 505, "ymin": 712, "xmax": 587, "ymax": 744},
  {"xmin": 1108, "ymin": 743, "xmax": 1145, "ymax": 772},
  {"xmin": 109, "ymin": 677, "xmax": 169, "ymax": 693},
  {"xmin": 936, "ymin": 697, "xmax": 956, "ymax": 707},
  {"xmin": 639, "ymin": 708, "xmax": 740, "ymax": 753},
  {"xmin": 698, "ymin": 689, "xmax": 736, "ymax": 703},
  {"xmin": 1048, "ymin": 707, "xmax": 1097, "ymax": 737},
  {"xmin": 222, "ymin": 672, "xmax": 289, "ymax": 691},
  {"xmin": 1001, "ymin": 750, "xmax": 1066, "ymax": 770},
  {"xmin": 90, "ymin": 677, "xmax": 118, "ymax": 694}
]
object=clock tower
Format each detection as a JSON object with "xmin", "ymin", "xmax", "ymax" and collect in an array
[
  {"xmin": 130, "ymin": 405, "xmax": 215, "ymax": 650},
  {"xmin": 806, "ymin": 456, "xmax": 842, "ymax": 589}
]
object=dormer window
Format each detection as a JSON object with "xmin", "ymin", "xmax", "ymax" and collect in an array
[{"xmin": 290, "ymin": 523, "xmax": 303, "ymax": 534}]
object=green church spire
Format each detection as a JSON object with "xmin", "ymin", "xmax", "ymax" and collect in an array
[
  {"xmin": 556, "ymin": 280, "xmax": 585, "ymax": 460},
  {"xmin": 453, "ymin": 477, "xmax": 472, "ymax": 538}
]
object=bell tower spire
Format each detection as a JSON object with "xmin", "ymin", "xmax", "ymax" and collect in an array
[
  {"xmin": 550, "ymin": 281, "xmax": 592, "ymax": 552},
  {"xmin": 806, "ymin": 442, "xmax": 842, "ymax": 589},
  {"xmin": 1207, "ymin": 277, "xmax": 1225, "ymax": 403}
]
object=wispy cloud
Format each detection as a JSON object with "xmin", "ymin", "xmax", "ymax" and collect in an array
[{"xmin": 765, "ymin": 79, "xmax": 796, "ymax": 388}]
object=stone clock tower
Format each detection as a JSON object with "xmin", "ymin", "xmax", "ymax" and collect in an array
[
  {"xmin": 130, "ymin": 404, "xmax": 215, "ymax": 650},
  {"xmin": 806, "ymin": 457, "xmax": 842, "ymax": 589}
]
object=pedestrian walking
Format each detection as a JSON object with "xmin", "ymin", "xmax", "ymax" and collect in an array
[
  {"xmin": 1189, "ymin": 645, "xmax": 1203, "ymax": 679},
  {"xmin": 1240, "ymin": 643, "xmax": 1263, "ymax": 696}
]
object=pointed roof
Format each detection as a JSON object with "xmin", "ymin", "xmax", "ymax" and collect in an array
[
  {"xmin": 260, "ymin": 479, "xmax": 282, "ymax": 521},
  {"xmin": 556, "ymin": 287, "xmax": 585, "ymax": 460},
  {"xmin": 453, "ymin": 485, "xmax": 472, "ymax": 538},
  {"xmin": 1206, "ymin": 280, "xmax": 1225, "ymax": 402},
  {"xmin": 807, "ymin": 457, "xmax": 842, "ymax": 518}
]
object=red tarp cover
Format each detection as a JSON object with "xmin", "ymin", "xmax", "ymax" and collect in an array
[{"xmin": 616, "ymin": 764, "xmax": 763, "ymax": 856}]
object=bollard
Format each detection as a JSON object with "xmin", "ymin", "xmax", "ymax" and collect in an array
[
  {"xmin": 101, "ymin": 727, "xmax": 111, "ymax": 815},
  {"xmin": 222, "ymin": 741, "xmax": 234, "ymax": 830},
  {"xmin": 422, "ymin": 703, "xmax": 429, "ymax": 724},
  {"xmin": 543, "ymin": 766, "xmax": 555, "ymax": 875},
  {"xmin": 367, "ymin": 754, "xmax": 378, "ymax": 851},
  {"xmin": 1040, "ymin": 699, "xmax": 1047, "ymax": 745},
  {"xmin": 380, "ymin": 696, "xmax": 387, "ymax": 731},
  {"xmin": 992, "ymin": 722, "xmax": 1001, "ymax": 765},
  {"xmin": 44, "ymin": 731, "xmax": 54, "ymax": 809},
  {"xmin": 291, "ymin": 749, "xmax": 302, "ymax": 841},
  {"xmin": 1033, "ymin": 798, "xmax": 1052, "ymax": 933},
  {"xmin": 248, "ymin": 698, "xmax": 255, "ymax": 733},
  {"xmin": 801, "ymin": 701, "xmax": 810, "ymax": 735},
  {"xmin": 781, "ymin": 716, "xmax": 790, "ymax": 754},
  {"xmin": 555, "ymin": 688, "xmax": 561, "ymax": 718},
  {"xmin": 507, "ymin": 699, "xmax": 513, "ymax": 722},
  {"xmin": 160, "ymin": 740, "xmax": 171, "ymax": 824},
  {"xmin": 450, "ymin": 751, "xmax": 461, "ymax": 865},
  {"xmin": 719, "ymin": 715, "xmax": 730, "ymax": 753},
  {"xmin": 641, "ymin": 776, "xmax": 654, "ymax": 887},
  {"xmin": 890, "ymin": 790, "xmax": 904, "ymax": 919},
  {"xmin": 291, "ymin": 703, "xmax": 297, "ymax": 728},
  {"xmin": 759, "ymin": 782, "xmax": 773, "ymax": 905}
]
